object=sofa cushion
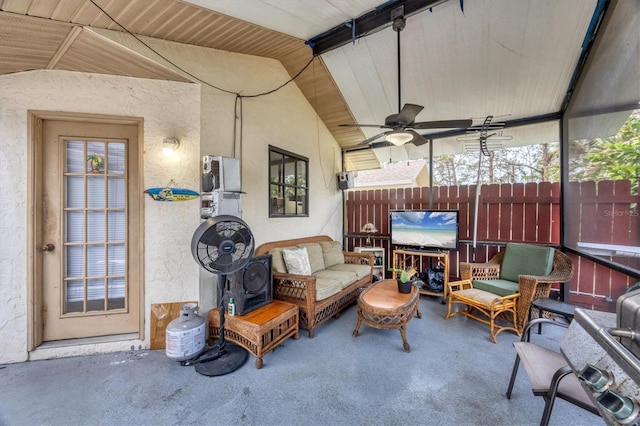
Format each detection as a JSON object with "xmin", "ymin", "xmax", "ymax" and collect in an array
[
  {"xmin": 315, "ymin": 278, "xmax": 343, "ymax": 301},
  {"xmin": 320, "ymin": 241, "xmax": 345, "ymax": 268},
  {"xmin": 499, "ymin": 243, "xmax": 555, "ymax": 283},
  {"xmin": 282, "ymin": 247, "xmax": 311, "ymax": 275},
  {"xmin": 298, "ymin": 243, "xmax": 326, "ymax": 274},
  {"xmin": 315, "ymin": 269, "xmax": 358, "ymax": 289},
  {"xmin": 327, "ymin": 263, "xmax": 371, "ymax": 280},
  {"xmin": 472, "ymin": 279, "xmax": 520, "ymax": 297},
  {"xmin": 268, "ymin": 247, "xmax": 288, "ymax": 273}
]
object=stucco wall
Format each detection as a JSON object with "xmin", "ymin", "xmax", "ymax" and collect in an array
[
  {"xmin": 0, "ymin": 71, "xmax": 201, "ymax": 363},
  {"xmin": 92, "ymin": 28, "xmax": 345, "ymax": 245},
  {"xmin": 0, "ymin": 36, "xmax": 344, "ymax": 363}
]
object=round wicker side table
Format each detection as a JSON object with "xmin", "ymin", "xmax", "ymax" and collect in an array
[{"xmin": 352, "ymin": 278, "xmax": 421, "ymax": 352}]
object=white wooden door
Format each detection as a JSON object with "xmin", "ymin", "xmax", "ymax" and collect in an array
[{"xmin": 38, "ymin": 117, "xmax": 142, "ymax": 341}]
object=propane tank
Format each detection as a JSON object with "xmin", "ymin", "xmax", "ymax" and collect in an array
[{"xmin": 165, "ymin": 303, "xmax": 206, "ymax": 362}]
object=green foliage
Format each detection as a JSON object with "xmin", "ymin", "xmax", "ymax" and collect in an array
[
  {"xmin": 433, "ymin": 143, "xmax": 560, "ymax": 186},
  {"xmin": 431, "ymin": 112, "xmax": 638, "ymax": 187},
  {"xmin": 270, "ymin": 173, "xmax": 307, "ymax": 198},
  {"xmin": 571, "ymin": 115, "xmax": 640, "ymax": 182},
  {"xmin": 388, "ymin": 268, "xmax": 410, "ymax": 283}
]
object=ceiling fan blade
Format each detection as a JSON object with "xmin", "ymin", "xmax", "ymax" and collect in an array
[
  {"xmin": 339, "ymin": 123, "xmax": 387, "ymax": 129},
  {"xmin": 412, "ymin": 119, "xmax": 473, "ymax": 129},
  {"xmin": 358, "ymin": 131, "xmax": 389, "ymax": 145},
  {"xmin": 369, "ymin": 141, "xmax": 394, "ymax": 149},
  {"xmin": 395, "ymin": 103, "xmax": 424, "ymax": 125},
  {"xmin": 407, "ymin": 130, "xmax": 429, "ymax": 146}
]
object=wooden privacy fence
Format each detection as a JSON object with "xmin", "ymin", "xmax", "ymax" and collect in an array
[{"xmin": 345, "ymin": 180, "xmax": 640, "ymax": 312}]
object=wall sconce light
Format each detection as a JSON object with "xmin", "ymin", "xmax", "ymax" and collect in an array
[{"xmin": 163, "ymin": 137, "xmax": 180, "ymax": 156}]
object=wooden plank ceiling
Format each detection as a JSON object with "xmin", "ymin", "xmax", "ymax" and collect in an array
[{"xmin": 0, "ymin": 0, "xmax": 376, "ymax": 169}]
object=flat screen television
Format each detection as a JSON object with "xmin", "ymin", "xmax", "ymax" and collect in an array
[{"xmin": 390, "ymin": 209, "xmax": 460, "ymax": 251}]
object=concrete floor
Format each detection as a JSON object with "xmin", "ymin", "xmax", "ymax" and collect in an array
[{"xmin": 0, "ymin": 297, "xmax": 603, "ymax": 426}]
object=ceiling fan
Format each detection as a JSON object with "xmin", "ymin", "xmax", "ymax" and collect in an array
[{"xmin": 339, "ymin": 6, "xmax": 472, "ymax": 148}]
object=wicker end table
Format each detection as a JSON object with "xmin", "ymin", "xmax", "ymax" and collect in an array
[
  {"xmin": 353, "ymin": 279, "xmax": 421, "ymax": 352},
  {"xmin": 208, "ymin": 300, "xmax": 299, "ymax": 369}
]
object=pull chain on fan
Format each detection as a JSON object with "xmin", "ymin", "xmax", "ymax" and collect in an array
[{"xmin": 187, "ymin": 215, "xmax": 255, "ymax": 376}]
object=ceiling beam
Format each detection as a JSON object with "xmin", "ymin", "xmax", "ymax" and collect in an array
[
  {"xmin": 306, "ymin": 0, "xmax": 447, "ymax": 56},
  {"xmin": 47, "ymin": 26, "xmax": 83, "ymax": 69}
]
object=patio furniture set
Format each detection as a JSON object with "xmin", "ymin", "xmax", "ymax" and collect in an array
[
  {"xmin": 207, "ymin": 236, "xmax": 575, "ymax": 369},
  {"xmin": 202, "ymin": 234, "xmax": 592, "ymax": 424}
]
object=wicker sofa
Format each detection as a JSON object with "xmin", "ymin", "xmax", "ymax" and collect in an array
[{"xmin": 255, "ymin": 235, "xmax": 374, "ymax": 338}]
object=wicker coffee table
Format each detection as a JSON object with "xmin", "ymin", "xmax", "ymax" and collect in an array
[
  {"xmin": 353, "ymin": 279, "xmax": 421, "ymax": 352},
  {"xmin": 208, "ymin": 300, "xmax": 299, "ymax": 369}
]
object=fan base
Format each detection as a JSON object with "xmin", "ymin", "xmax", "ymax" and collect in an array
[{"xmin": 194, "ymin": 343, "xmax": 249, "ymax": 376}]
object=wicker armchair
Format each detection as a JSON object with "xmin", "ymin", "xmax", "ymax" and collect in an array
[{"xmin": 460, "ymin": 246, "xmax": 574, "ymax": 332}]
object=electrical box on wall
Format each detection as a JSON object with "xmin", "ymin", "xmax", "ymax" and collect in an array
[
  {"xmin": 202, "ymin": 156, "xmax": 241, "ymax": 193},
  {"xmin": 201, "ymin": 155, "xmax": 242, "ymax": 219},
  {"xmin": 201, "ymin": 191, "xmax": 242, "ymax": 219},
  {"xmin": 337, "ymin": 171, "xmax": 354, "ymax": 190}
]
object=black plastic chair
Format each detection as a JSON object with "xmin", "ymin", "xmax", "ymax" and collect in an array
[
  {"xmin": 506, "ymin": 318, "xmax": 600, "ymax": 426},
  {"xmin": 528, "ymin": 297, "xmax": 576, "ymax": 334}
]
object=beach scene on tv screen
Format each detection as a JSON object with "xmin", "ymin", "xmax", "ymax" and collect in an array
[{"xmin": 392, "ymin": 211, "xmax": 458, "ymax": 249}]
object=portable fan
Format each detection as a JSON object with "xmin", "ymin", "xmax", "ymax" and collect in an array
[{"xmin": 189, "ymin": 215, "xmax": 255, "ymax": 376}]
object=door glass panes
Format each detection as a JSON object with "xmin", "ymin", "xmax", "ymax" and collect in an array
[
  {"xmin": 66, "ymin": 246, "xmax": 84, "ymax": 277},
  {"xmin": 86, "ymin": 142, "xmax": 105, "ymax": 173},
  {"xmin": 87, "ymin": 245, "xmax": 105, "ymax": 276},
  {"xmin": 63, "ymin": 139, "xmax": 127, "ymax": 314},
  {"xmin": 108, "ymin": 143, "xmax": 125, "ymax": 174},
  {"xmin": 108, "ymin": 245, "xmax": 125, "ymax": 275},
  {"xmin": 87, "ymin": 211, "xmax": 105, "ymax": 242},
  {"xmin": 66, "ymin": 177, "xmax": 84, "ymax": 207},
  {"xmin": 108, "ymin": 177, "xmax": 125, "ymax": 208},
  {"xmin": 87, "ymin": 177, "xmax": 105, "ymax": 208},
  {"xmin": 66, "ymin": 211, "xmax": 84, "ymax": 243},
  {"xmin": 66, "ymin": 141, "xmax": 85, "ymax": 173},
  {"xmin": 108, "ymin": 278, "xmax": 126, "ymax": 310},
  {"xmin": 65, "ymin": 280, "xmax": 84, "ymax": 313},
  {"xmin": 108, "ymin": 211, "xmax": 125, "ymax": 241},
  {"xmin": 87, "ymin": 279, "xmax": 106, "ymax": 312}
]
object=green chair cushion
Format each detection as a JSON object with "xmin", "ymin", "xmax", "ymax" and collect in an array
[
  {"xmin": 499, "ymin": 243, "xmax": 555, "ymax": 283},
  {"xmin": 473, "ymin": 279, "xmax": 520, "ymax": 297}
]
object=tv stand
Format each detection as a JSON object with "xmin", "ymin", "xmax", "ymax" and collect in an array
[
  {"xmin": 391, "ymin": 249, "xmax": 450, "ymax": 303},
  {"xmin": 398, "ymin": 247, "xmax": 444, "ymax": 254}
]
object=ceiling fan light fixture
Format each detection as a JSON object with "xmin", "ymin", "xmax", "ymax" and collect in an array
[{"xmin": 385, "ymin": 131, "xmax": 413, "ymax": 146}]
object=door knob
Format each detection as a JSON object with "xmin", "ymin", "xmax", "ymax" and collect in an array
[{"xmin": 41, "ymin": 243, "xmax": 55, "ymax": 252}]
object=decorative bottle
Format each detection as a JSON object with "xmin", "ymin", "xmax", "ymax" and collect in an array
[{"xmin": 228, "ymin": 298, "xmax": 235, "ymax": 316}]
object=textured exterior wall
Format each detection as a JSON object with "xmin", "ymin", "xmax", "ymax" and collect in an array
[
  {"xmin": 92, "ymin": 28, "xmax": 345, "ymax": 246},
  {"xmin": 0, "ymin": 35, "xmax": 344, "ymax": 363},
  {"xmin": 90, "ymin": 31, "xmax": 345, "ymax": 315},
  {"xmin": 0, "ymin": 70, "xmax": 201, "ymax": 363}
]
